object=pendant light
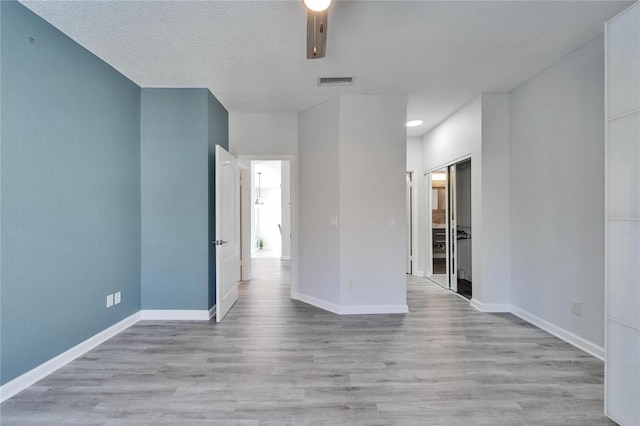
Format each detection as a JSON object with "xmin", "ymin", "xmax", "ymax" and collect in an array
[{"xmin": 255, "ymin": 172, "xmax": 264, "ymax": 205}]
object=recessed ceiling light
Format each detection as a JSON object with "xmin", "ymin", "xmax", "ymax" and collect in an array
[{"xmin": 406, "ymin": 120, "xmax": 423, "ymax": 127}]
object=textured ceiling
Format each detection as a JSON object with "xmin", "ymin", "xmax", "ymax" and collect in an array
[{"xmin": 21, "ymin": 0, "xmax": 634, "ymax": 136}]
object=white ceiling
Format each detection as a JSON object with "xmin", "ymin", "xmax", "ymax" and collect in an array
[{"xmin": 21, "ymin": 0, "xmax": 633, "ymax": 136}]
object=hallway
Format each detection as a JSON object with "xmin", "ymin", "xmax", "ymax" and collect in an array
[{"xmin": 0, "ymin": 259, "xmax": 612, "ymax": 425}]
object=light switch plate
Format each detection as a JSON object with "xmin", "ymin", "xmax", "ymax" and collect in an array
[
  {"xmin": 106, "ymin": 294, "xmax": 114, "ymax": 308},
  {"xmin": 114, "ymin": 291, "xmax": 121, "ymax": 305},
  {"xmin": 571, "ymin": 300, "xmax": 582, "ymax": 315}
]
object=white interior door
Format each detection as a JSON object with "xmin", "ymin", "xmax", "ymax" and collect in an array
[{"xmin": 215, "ymin": 145, "xmax": 239, "ymax": 322}]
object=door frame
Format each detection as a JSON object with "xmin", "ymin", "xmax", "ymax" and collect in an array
[
  {"xmin": 237, "ymin": 154, "xmax": 298, "ymax": 300},
  {"xmin": 449, "ymin": 164, "xmax": 457, "ymax": 292},
  {"xmin": 237, "ymin": 162, "xmax": 250, "ymax": 282},
  {"xmin": 425, "ymin": 172, "xmax": 433, "ymax": 277},
  {"xmin": 406, "ymin": 171, "xmax": 416, "ymax": 275},
  {"xmin": 426, "ymin": 167, "xmax": 450, "ymax": 288},
  {"xmin": 424, "ymin": 154, "xmax": 472, "ymax": 291}
]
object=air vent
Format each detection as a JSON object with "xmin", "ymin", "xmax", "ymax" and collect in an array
[{"xmin": 318, "ymin": 76, "xmax": 355, "ymax": 86}]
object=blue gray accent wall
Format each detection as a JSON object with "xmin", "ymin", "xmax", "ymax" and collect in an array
[
  {"xmin": 0, "ymin": 1, "xmax": 141, "ymax": 385},
  {"xmin": 141, "ymin": 88, "xmax": 228, "ymax": 311},
  {"xmin": 208, "ymin": 91, "xmax": 229, "ymax": 309},
  {"xmin": 141, "ymin": 89, "xmax": 208, "ymax": 310}
]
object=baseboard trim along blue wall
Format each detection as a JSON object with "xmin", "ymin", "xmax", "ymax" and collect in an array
[
  {"xmin": 0, "ymin": 309, "xmax": 216, "ymax": 403},
  {"xmin": 139, "ymin": 310, "xmax": 213, "ymax": 321},
  {"xmin": 0, "ymin": 313, "xmax": 141, "ymax": 403}
]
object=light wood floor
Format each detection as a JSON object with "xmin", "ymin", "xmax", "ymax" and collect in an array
[{"xmin": 0, "ymin": 259, "xmax": 614, "ymax": 425}]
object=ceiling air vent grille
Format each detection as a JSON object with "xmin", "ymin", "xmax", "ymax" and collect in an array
[{"xmin": 318, "ymin": 76, "xmax": 355, "ymax": 86}]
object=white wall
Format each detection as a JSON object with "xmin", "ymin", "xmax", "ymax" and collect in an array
[
  {"xmin": 229, "ymin": 113, "xmax": 297, "ymax": 289},
  {"xmin": 298, "ymin": 98, "xmax": 341, "ymax": 306},
  {"xmin": 480, "ymin": 94, "xmax": 511, "ymax": 307},
  {"xmin": 281, "ymin": 162, "xmax": 291, "ymax": 259},
  {"xmin": 605, "ymin": 4, "xmax": 640, "ymax": 424},
  {"xmin": 229, "ymin": 112, "xmax": 298, "ymax": 156},
  {"xmin": 407, "ymin": 137, "xmax": 425, "ymax": 275},
  {"xmin": 422, "ymin": 97, "xmax": 482, "ymax": 170},
  {"xmin": 510, "ymin": 34, "xmax": 605, "ymax": 350},
  {"xmin": 422, "ymin": 96, "xmax": 483, "ymax": 297},
  {"xmin": 421, "ymin": 94, "xmax": 510, "ymax": 310},
  {"xmin": 298, "ymin": 95, "xmax": 408, "ymax": 314},
  {"xmin": 338, "ymin": 95, "xmax": 408, "ymax": 310}
]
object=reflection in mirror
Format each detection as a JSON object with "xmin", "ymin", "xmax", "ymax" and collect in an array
[{"xmin": 431, "ymin": 168, "xmax": 447, "ymax": 279}]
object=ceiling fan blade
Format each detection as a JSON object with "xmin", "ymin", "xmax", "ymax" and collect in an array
[{"xmin": 307, "ymin": 9, "xmax": 328, "ymax": 59}]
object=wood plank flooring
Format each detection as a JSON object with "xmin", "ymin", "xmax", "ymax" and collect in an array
[{"xmin": 0, "ymin": 258, "xmax": 614, "ymax": 425}]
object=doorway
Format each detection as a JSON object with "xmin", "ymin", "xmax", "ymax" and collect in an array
[
  {"xmin": 426, "ymin": 159, "xmax": 472, "ymax": 299},
  {"xmin": 428, "ymin": 167, "xmax": 450, "ymax": 288},
  {"xmin": 237, "ymin": 156, "xmax": 296, "ymax": 298},
  {"xmin": 455, "ymin": 159, "xmax": 472, "ymax": 299},
  {"xmin": 251, "ymin": 160, "xmax": 288, "ymax": 259}
]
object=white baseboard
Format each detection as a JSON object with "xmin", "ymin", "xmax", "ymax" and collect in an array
[
  {"xmin": 296, "ymin": 293, "xmax": 340, "ymax": 314},
  {"xmin": 0, "ymin": 312, "xmax": 141, "ymax": 403},
  {"xmin": 339, "ymin": 304, "xmax": 409, "ymax": 315},
  {"xmin": 510, "ymin": 305, "xmax": 604, "ymax": 360},
  {"xmin": 295, "ymin": 293, "xmax": 409, "ymax": 315},
  {"xmin": 414, "ymin": 271, "xmax": 425, "ymax": 277},
  {"xmin": 469, "ymin": 299, "xmax": 511, "ymax": 313},
  {"xmin": 280, "ymin": 256, "xmax": 291, "ymax": 261},
  {"xmin": 1, "ymin": 307, "xmax": 218, "ymax": 403},
  {"xmin": 140, "ymin": 310, "xmax": 210, "ymax": 321},
  {"xmin": 470, "ymin": 298, "xmax": 483, "ymax": 311},
  {"xmin": 0, "ymin": 299, "xmax": 604, "ymax": 406}
]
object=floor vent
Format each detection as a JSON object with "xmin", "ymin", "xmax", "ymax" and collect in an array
[{"xmin": 318, "ymin": 76, "xmax": 355, "ymax": 86}]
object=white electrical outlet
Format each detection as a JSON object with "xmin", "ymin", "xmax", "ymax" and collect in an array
[
  {"xmin": 106, "ymin": 294, "xmax": 114, "ymax": 308},
  {"xmin": 389, "ymin": 217, "xmax": 397, "ymax": 228},
  {"xmin": 571, "ymin": 300, "xmax": 582, "ymax": 316},
  {"xmin": 114, "ymin": 291, "xmax": 121, "ymax": 305},
  {"xmin": 349, "ymin": 280, "xmax": 355, "ymax": 289}
]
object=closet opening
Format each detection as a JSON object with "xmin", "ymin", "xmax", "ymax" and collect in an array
[{"xmin": 426, "ymin": 158, "xmax": 472, "ymax": 299}]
